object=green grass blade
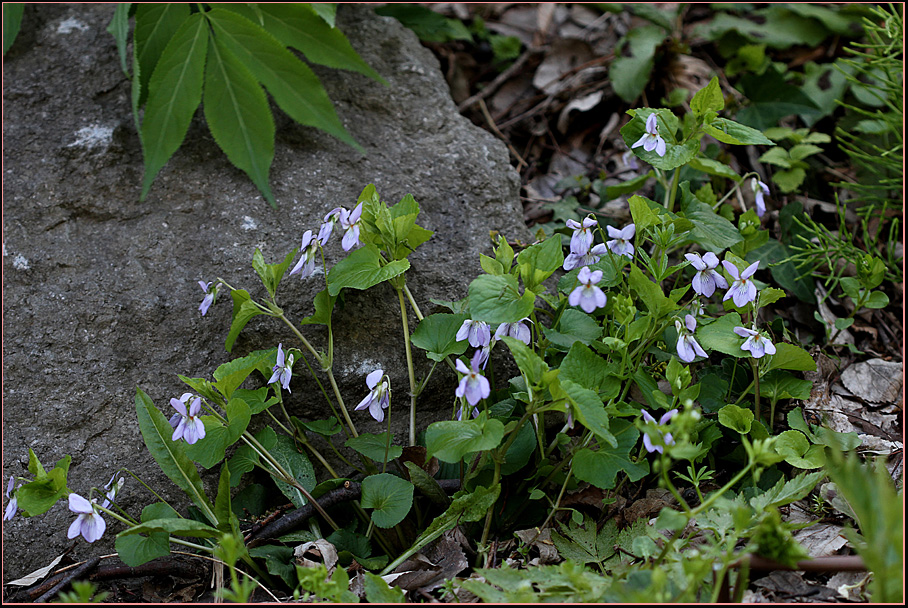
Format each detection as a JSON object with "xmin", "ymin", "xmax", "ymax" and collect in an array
[
  {"xmin": 105, "ymin": 3, "xmax": 132, "ymax": 76},
  {"xmin": 134, "ymin": 388, "xmax": 216, "ymax": 524},
  {"xmin": 139, "ymin": 12, "xmax": 208, "ymax": 201},
  {"xmin": 204, "ymin": 29, "xmax": 276, "ymax": 207},
  {"xmin": 207, "ymin": 8, "xmax": 362, "ymax": 154},
  {"xmin": 134, "ymin": 3, "xmax": 190, "ymax": 108}
]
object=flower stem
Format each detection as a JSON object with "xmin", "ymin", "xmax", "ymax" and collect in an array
[
  {"xmin": 750, "ymin": 358, "xmax": 761, "ymax": 426},
  {"xmin": 666, "ymin": 167, "xmax": 681, "ymax": 213},
  {"xmin": 396, "ymin": 287, "xmax": 419, "ymax": 447}
]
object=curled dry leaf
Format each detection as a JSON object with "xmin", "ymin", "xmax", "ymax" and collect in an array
[{"xmin": 294, "ymin": 538, "xmax": 339, "ymax": 571}]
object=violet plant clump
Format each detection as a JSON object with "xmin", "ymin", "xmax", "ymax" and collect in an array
[{"xmin": 10, "ymin": 76, "xmax": 879, "ymax": 602}]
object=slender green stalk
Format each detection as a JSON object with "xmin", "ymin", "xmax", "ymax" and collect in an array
[
  {"xmin": 666, "ymin": 167, "xmax": 682, "ymax": 213},
  {"xmin": 277, "ymin": 312, "xmax": 359, "ymax": 438},
  {"xmin": 396, "ymin": 288, "xmax": 419, "ymax": 447},
  {"xmin": 750, "ymin": 358, "xmax": 761, "ymax": 426}
]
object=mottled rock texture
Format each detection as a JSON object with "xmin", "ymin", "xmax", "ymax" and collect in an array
[{"xmin": 2, "ymin": 3, "xmax": 526, "ymax": 579}]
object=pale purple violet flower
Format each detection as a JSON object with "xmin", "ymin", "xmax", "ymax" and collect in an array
[
  {"xmin": 494, "ymin": 318, "xmax": 532, "ymax": 345},
  {"xmin": 339, "ymin": 202, "xmax": 364, "ymax": 251},
  {"xmin": 4, "ymin": 476, "xmax": 18, "ymax": 521},
  {"xmin": 354, "ymin": 369, "xmax": 391, "ymax": 423},
  {"xmin": 198, "ymin": 281, "xmax": 221, "ymax": 316},
  {"xmin": 170, "ymin": 394, "xmax": 206, "ymax": 444},
  {"xmin": 455, "ymin": 351, "xmax": 491, "ymax": 406},
  {"xmin": 563, "ymin": 243, "xmax": 608, "ymax": 271},
  {"xmin": 641, "ymin": 409, "xmax": 678, "ymax": 454},
  {"xmin": 566, "ymin": 217, "xmax": 598, "ymax": 254},
  {"xmin": 101, "ymin": 474, "xmax": 124, "ymax": 509},
  {"xmin": 734, "ymin": 326, "xmax": 776, "ymax": 359},
  {"xmin": 606, "ymin": 224, "xmax": 636, "ymax": 259},
  {"xmin": 67, "ymin": 493, "xmax": 106, "ymax": 543},
  {"xmin": 318, "ymin": 207, "xmax": 345, "ymax": 246},
  {"xmin": 675, "ymin": 315, "xmax": 708, "ymax": 363},
  {"xmin": 568, "ymin": 266, "xmax": 607, "ymax": 313},
  {"xmin": 722, "ymin": 260, "xmax": 760, "ymax": 307},
  {"xmin": 474, "ymin": 342, "xmax": 492, "ymax": 370},
  {"xmin": 268, "ymin": 343, "xmax": 295, "ymax": 392},
  {"xmin": 456, "ymin": 404, "xmax": 481, "ymax": 421},
  {"xmin": 631, "ymin": 113, "xmax": 667, "ymax": 157},
  {"xmin": 685, "ymin": 252, "xmax": 728, "ymax": 297},
  {"xmin": 289, "ymin": 230, "xmax": 319, "ymax": 279},
  {"xmin": 456, "ymin": 319, "xmax": 491, "ymax": 348},
  {"xmin": 751, "ymin": 178, "xmax": 770, "ymax": 218}
]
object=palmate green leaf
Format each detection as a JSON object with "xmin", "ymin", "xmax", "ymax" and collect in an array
[
  {"xmin": 106, "ymin": 3, "xmax": 132, "ymax": 75},
  {"xmin": 135, "ymin": 388, "xmax": 216, "ymax": 523},
  {"xmin": 134, "ymin": 4, "xmax": 191, "ymax": 108},
  {"xmin": 206, "ymin": 8, "xmax": 363, "ymax": 154},
  {"xmin": 204, "ymin": 32, "xmax": 276, "ymax": 207},
  {"xmin": 572, "ymin": 420, "xmax": 648, "ymax": 490},
  {"xmin": 326, "ymin": 246, "xmax": 410, "ymax": 296},
  {"xmin": 139, "ymin": 12, "xmax": 208, "ymax": 202},
  {"xmin": 551, "ymin": 513, "xmax": 618, "ymax": 566},
  {"xmin": 2, "ymin": 3, "xmax": 24, "ymax": 56},
  {"xmin": 361, "ymin": 473, "xmax": 414, "ymax": 528},
  {"xmin": 410, "ymin": 313, "xmax": 470, "ymax": 362}
]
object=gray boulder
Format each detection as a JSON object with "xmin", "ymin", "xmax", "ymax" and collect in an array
[{"xmin": 2, "ymin": 3, "xmax": 526, "ymax": 580}]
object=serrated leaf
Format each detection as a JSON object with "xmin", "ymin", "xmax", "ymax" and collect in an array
[
  {"xmin": 774, "ymin": 430, "xmax": 825, "ymax": 468},
  {"xmin": 765, "ymin": 343, "xmax": 816, "ymax": 373},
  {"xmin": 704, "ymin": 117, "xmax": 774, "ymax": 145},
  {"xmin": 695, "ymin": 312, "xmax": 748, "ymax": 357},
  {"xmin": 410, "ymin": 313, "xmax": 470, "ymax": 362},
  {"xmin": 516, "ymin": 235, "xmax": 563, "ymax": 291},
  {"xmin": 425, "ymin": 414, "xmax": 505, "ymax": 463},
  {"xmin": 105, "ymin": 3, "xmax": 132, "ymax": 75},
  {"xmin": 225, "ymin": 289, "xmax": 268, "ymax": 353},
  {"xmin": 621, "ymin": 109, "xmax": 698, "ymax": 171},
  {"xmin": 213, "ymin": 348, "xmax": 276, "ymax": 400},
  {"xmin": 560, "ymin": 380, "xmax": 616, "ymax": 447},
  {"xmin": 718, "ymin": 403, "xmax": 754, "ymax": 434},
  {"xmin": 269, "ymin": 433, "xmax": 316, "ymax": 509},
  {"xmin": 220, "ymin": 3, "xmax": 383, "ymax": 83},
  {"xmin": 609, "ymin": 25, "xmax": 665, "ymax": 103},
  {"xmin": 252, "ymin": 247, "xmax": 298, "ymax": 300},
  {"xmin": 134, "ymin": 4, "xmax": 191, "ymax": 108},
  {"xmin": 135, "ymin": 388, "xmax": 215, "ymax": 523},
  {"xmin": 551, "ymin": 513, "xmax": 618, "ymax": 565},
  {"xmin": 572, "ymin": 420, "xmax": 648, "ymax": 489},
  {"xmin": 139, "ymin": 12, "xmax": 208, "ymax": 201},
  {"xmin": 559, "ymin": 342, "xmax": 620, "ymax": 398},
  {"xmin": 690, "ymin": 76, "xmax": 723, "ymax": 116},
  {"xmin": 207, "ymin": 9, "xmax": 363, "ymax": 155},
  {"xmin": 361, "ymin": 473, "xmax": 414, "ymax": 528},
  {"xmin": 404, "ymin": 462, "xmax": 450, "ymax": 507},
  {"xmin": 543, "ymin": 309, "xmax": 602, "ymax": 350},
  {"xmin": 326, "ymin": 246, "xmax": 409, "ymax": 296},
  {"xmin": 679, "ymin": 182, "xmax": 743, "ymax": 252},
  {"xmin": 120, "ymin": 517, "xmax": 221, "ymax": 538},
  {"xmin": 345, "ymin": 432, "xmax": 403, "ymax": 463},
  {"xmin": 116, "ymin": 529, "xmax": 171, "ymax": 567},
  {"xmin": 204, "ymin": 31, "xmax": 276, "ymax": 207},
  {"xmin": 468, "ymin": 273, "xmax": 536, "ymax": 325}
]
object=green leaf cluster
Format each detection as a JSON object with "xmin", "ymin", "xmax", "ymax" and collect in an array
[{"xmin": 110, "ymin": 4, "xmax": 384, "ymax": 207}]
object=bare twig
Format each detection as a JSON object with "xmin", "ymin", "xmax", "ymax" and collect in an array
[{"xmin": 34, "ymin": 557, "xmax": 101, "ymax": 603}]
